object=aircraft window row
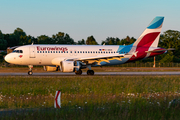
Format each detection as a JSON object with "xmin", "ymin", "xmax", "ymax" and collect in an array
[
  {"xmin": 37, "ymin": 51, "xmax": 128, "ymax": 54},
  {"xmin": 12, "ymin": 50, "xmax": 23, "ymax": 53}
]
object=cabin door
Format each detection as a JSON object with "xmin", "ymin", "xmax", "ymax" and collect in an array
[{"xmin": 29, "ymin": 47, "xmax": 36, "ymax": 58}]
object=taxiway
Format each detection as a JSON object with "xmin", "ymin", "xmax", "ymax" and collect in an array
[{"xmin": 0, "ymin": 72, "xmax": 180, "ymax": 76}]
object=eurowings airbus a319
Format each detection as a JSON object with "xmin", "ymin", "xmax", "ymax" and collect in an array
[{"xmin": 5, "ymin": 17, "xmax": 173, "ymax": 75}]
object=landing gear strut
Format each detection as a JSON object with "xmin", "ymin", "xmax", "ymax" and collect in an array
[
  {"xmin": 86, "ymin": 65, "xmax": 94, "ymax": 75},
  {"xmin": 28, "ymin": 65, "xmax": 33, "ymax": 75},
  {"xmin": 87, "ymin": 70, "xmax": 94, "ymax": 75},
  {"xmin": 75, "ymin": 69, "xmax": 82, "ymax": 75}
]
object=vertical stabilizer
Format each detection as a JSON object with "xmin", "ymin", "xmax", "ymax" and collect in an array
[{"xmin": 133, "ymin": 17, "xmax": 164, "ymax": 48}]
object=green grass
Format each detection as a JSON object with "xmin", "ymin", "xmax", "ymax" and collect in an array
[{"xmin": 0, "ymin": 76, "xmax": 180, "ymax": 119}]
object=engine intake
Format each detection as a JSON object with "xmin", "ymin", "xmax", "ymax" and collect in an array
[{"xmin": 60, "ymin": 61, "xmax": 81, "ymax": 72}]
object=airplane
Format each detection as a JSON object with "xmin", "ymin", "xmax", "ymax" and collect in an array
[{"xmin": 4, "ymin": 16, "xmax": 174, "ymax": 75}]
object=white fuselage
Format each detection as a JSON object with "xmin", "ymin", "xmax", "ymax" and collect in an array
[{"xmin": 5, "ymin": 45, "xmax": 130, "ymax": 66}]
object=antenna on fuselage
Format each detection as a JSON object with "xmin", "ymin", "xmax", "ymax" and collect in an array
[
  {"xmin": 103, "ymin": 43, "xmax": 105, "ymax": 45},
  {"xmin": 31, "ymin": 42, "xmax": 34, "ymax": 45}
]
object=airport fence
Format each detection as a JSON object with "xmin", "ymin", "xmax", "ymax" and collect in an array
[{"xmin": 110, "ymin": 62, "xmax": 180, "ymax": 67}]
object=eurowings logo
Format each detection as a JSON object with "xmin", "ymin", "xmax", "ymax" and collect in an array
[
  {"xmin": 19, "ymin": 55, "xmax": 23, "ymax": 58},
  {"xmin": 37, "ymin": 46, "xmax": 68, "ymax": 52}
]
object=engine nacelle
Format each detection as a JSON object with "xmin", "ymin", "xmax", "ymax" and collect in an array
[
  {"xmin": 61, "ymin": 61, "xmax": 81, "ymax": 72},
  {"xmin": 44, "ymin": 66, "xmax": 58, "ymax": 72}
]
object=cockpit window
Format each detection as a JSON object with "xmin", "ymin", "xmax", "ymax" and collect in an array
[{"xmin": 12, "ymin": 50, "xmax": 23, "ymax": 53}]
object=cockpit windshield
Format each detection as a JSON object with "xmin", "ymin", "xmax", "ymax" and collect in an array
[{"xmin": 12, "ymin": 50, "xmax": 23, "ymax": 53}]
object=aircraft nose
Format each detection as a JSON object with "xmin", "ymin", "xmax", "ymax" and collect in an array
[{"xmin": 4, "ymin": 54, "xmax": 11, "ymax": 63}]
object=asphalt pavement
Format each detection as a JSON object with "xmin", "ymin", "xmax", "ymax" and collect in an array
[{"xmin": 0, "ymin": 71, "xmax": 180, "ymax": 76}]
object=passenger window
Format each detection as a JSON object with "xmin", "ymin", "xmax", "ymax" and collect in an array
[
  {"xmin": 20, "ymin": 50, "xmax": 23, "ymax": 53},
  {"xmin": 80, "ymin": 51, "xmax": 82, "ymax": 53}
]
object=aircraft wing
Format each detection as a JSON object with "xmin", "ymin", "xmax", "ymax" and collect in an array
[
  {"xmin": 65, "ymin": 54, "xmax": 125, "ymax": 65},
  {"xmin": 51, "ymin": 54, "xmax": 125, "ymax": 65},
  {"xmin": 75, "ymin": 54, "xmax": 124, "ymax": 61}
]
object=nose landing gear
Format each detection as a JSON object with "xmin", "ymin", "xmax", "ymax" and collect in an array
[
  {"xmin": 28, "ymin": 65, "xmax": 33, "ymax": 75},
  {"xmin": 28, "ymin": 71, "xmax": 33, "ymax": 75}
]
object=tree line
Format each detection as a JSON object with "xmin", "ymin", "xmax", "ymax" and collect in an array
[
  {"xmin": 0, "ymin": 28, "xmax": 137, "ymax": 48},
  {"xmin": 0, "ymin": 28, "xmax": 180, "ymax": 63}
]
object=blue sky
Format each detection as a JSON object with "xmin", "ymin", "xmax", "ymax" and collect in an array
[{"xmin": 0, "ymin": 0, "xmax": 180, "ymax": 43}]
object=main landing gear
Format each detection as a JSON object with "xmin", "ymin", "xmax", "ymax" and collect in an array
[
  {"xmin": 87, "ymin": 70, "xmax": 94, "ymax": 75},
  {"xmin": 86, "ymin": 65, "xmax": 94, "ymax": 75},
  {"xmin": 75, "ymin": 69, "xmax": 82, "ymax": 75},
  {"xmin": 28, "ymin": 65, "xmax": 33, "ymax": 75},
  {"xmin": 75, "ymin": 69, "xmax": 94, "ymax": 75}
]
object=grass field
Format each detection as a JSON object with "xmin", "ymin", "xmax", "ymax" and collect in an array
[{"xmin": 0, "ymin": 76, "xmax": 180, "ymax": 119}]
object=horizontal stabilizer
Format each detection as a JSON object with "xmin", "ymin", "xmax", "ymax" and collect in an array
[{"xmin": 145, "ymin": 48, "xmax": 175, "ymax": 53}]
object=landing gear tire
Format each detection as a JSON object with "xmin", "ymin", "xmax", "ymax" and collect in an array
[
  {"xmin": 75, "ymin": 69, "xmax": 82, "ymax": 75},
  {"xmin": 87, "ymin": 70, "xmax": 94, "ymax": 75},
  {"xmin": 28, "ymin": 71, "xmax": 33, "ymax": 75}
]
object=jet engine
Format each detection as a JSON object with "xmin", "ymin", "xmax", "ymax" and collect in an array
[
  {"xmin": 60, "ymin": 61, "xmax": 81, "ymax": 72},
  {"xmin": 44, "ymin": 65, "xmax": 58, "ymax": 72}
]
